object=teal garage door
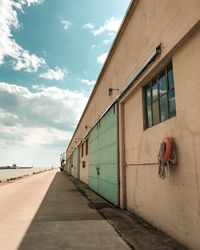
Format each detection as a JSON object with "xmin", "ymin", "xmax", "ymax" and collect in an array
[
  {"xmin": 88, "ymin": 104, "xmax": 118, "ymax": 206},
  {"xmin": 72, "ymin": 147, "xmax": 79, "ymax": 178}
]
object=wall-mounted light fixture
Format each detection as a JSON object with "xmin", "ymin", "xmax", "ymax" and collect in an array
[
  {"xmin": 85, "ymin": 125, "xmax": 91, "ymax": 130},
  {"xmin": 108, "ymin": 88, "xmax": 119, "ymax": 96}
]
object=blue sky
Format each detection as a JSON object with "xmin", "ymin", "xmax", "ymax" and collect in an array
[{"xmin": 0, "ymin": 0, "xmax": 131, "ymax": 167}]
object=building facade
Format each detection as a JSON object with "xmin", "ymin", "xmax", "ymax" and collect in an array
[{"xmin": 65, "ymin": 1, "xmax": 200, "ymax": 248}]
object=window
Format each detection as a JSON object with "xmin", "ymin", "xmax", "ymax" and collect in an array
[{"xmin": 144, "ymin": 61, "xmax": 176, "ymax": 129}]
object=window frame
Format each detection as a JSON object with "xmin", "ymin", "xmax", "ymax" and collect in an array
[{"xmin": 143, "ymin": 61, "xmax": 176, "ymax": 129}]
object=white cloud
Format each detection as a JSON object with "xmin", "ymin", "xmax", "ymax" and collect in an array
[
  {"xmin": 101, "ymin": 32, "xmax": 115, "ymax": 46},
  {"xmin": 39, "ymin": 67, "xmax": 68, "ymax": 80},
  {"xmin": 93, "ymin": 26, "xmax": 105, "ymax": 36},
  {"xmin": 103, "ymin": 37, "xmax": 115, "ymax": 45},
  {"xmin": 0, "ymin": 82, "xmax": 88, "ymax": 155},
  {"xmin": 97, "ymin": 52, "xmax": 108, "ymax": 64},
  {"xmin": 82, "ymin": 23, "xmax": 94, "ymax": 30},
  {"xmin": 103, "ymin": 39, "xmax": 110, "ymax": 45},
  {"xmin": 24, "ymin": 0, "xmax": 44, "ymax": 6},
  {"xmin": 79, "ymin": 79, "xmax": 95, "ymax": 86},
  {"xmin": 92, "ymin": 17, "xmax": 122, "ymax": 36},
  {"xmin": 0, "ymin": 0, "xmax": 46, "ymax": 72},
  {"xmin": 61, "ymin": 19, "xmax": 72, "ymax": 30},
  {"xmin": 12, "ymin": 47, "xmax": 46, "ymax": 72}
]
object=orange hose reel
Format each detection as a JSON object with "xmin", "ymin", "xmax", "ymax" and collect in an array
[{"xmin": 163, "ymin": 137, "xmax": 173, "ymax": 166}]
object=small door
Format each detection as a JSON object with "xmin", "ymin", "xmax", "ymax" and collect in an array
[{"xmin": 88, "ymin": 104, "xmax": 119, "ymax": 205}]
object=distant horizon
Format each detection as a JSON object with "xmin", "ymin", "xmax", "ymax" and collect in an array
[{"xmin": 0, "ymin": 165, "xmax": 59, "ymax": 168}]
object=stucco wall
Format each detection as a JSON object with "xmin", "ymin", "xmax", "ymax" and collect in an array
[{"xmin": 121, "ymin": 28, "xmax": 200, "ymax": 249}]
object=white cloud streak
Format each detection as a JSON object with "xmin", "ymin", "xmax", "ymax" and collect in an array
[
  {"xmin": 61, "ymin": 19, "xmax": 72, "ymax": 30},
  {"xmin": 39, "ymin": 67, "xmax": 68, "ymax": 80},
  {"xmin": 24, "ymin": 0, "xmax": 44, "ymax": 5},
  {"xmin": 0, "ymin": 0, "xmax": 46, "ymax": 72},
  {"xmin": 92, "ymin": 17, "xmax": 122, "ymax": 36},
  {"xmin": 82, "ymin": 23, "xmax": 94, "ymax": 30},
  {"xmin": 79, "ymin": 79, "xmax": 95, "ymax": 86},
  {"xmin": 97, "ymin": 53, "xmax": 108, "ymax": 64},
  {"xmin": 102, "ymin": 38, "xmax": 114, "ymax": 45}
]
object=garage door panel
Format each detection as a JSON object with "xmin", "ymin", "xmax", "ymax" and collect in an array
[{"xmin": 88, "ymin": 104, "xmax": 118, "ymax": 206}]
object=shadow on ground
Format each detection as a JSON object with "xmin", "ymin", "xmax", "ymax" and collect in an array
[
  {"xmin": 18, "ymin": 172, "xmax": 107, "ymax": 250},
  {"xmin": 70, "ymin": 176, "xmax": 188, "ymax": 250},
  {"xmin": 18, "ymin": 172, "xmax": 187, "ymax": 250}
]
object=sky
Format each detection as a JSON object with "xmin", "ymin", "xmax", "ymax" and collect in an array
[{"xmin": 0, "ymin": 0, "xmax": 131, "ymax": 167}]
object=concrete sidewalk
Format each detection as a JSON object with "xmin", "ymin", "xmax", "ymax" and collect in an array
[
  {"xmin": 18, "ymin": 171, "xmax": 130, "ymax": 250},
  {"xmin": 0, "ymin": 170, "xmax": 187, "ymax": 250},
  {"xmin": 0, "ymin": 169, "xmax": 57, "ymax": 250},
  {"xmin": 69, "ymin": 175, "xmax": 187, "ymax": 250}
]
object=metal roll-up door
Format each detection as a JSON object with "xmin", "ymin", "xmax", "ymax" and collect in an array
[
  {"xmin": 72, "ymin": 147, "xmax": 78, "ymax": 178},
  {"xmin": 88, "ymin": 104, "xmax": 118, "ymax": 205}
]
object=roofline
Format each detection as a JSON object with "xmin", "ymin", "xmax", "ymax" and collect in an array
[
  {"xmin": 66, "ymin": 0, "xmax": 135, "ymax": 152},
  {"xmin": 75, "ymin": 45, "xmax": 161, "ymax": 147}
]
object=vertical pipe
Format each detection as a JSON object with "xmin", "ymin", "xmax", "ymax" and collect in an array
[
  {"xmin": 78, "ymin": 146, "xmax": 80, "ymax": 180},
  {"xmin": 116, "ymin": 102, "xmax": 120, "ymax": 207},
  {"xmin": 119, "ymin": 102, "xmax": 127, "ymax": 209}
]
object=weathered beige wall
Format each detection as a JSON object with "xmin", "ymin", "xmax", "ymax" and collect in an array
[{"xmin": 121, "ymin": 28, "xmax": 200, "ymax": 249}]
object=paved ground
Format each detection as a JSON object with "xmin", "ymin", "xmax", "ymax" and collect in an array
[
  {"xmin": 0, "ymin": 170, "xmax": 130, "ymax": 250},
  {"xmin": 0, "ymin": 170, "xmax": 187, "ymax": 250},
  {"xmin": 69, "ymin": 175, "xmax": 187, "ymax": 250},
  {"xmin": 0, "ymin": 169, "xmax": 56, "ymax": 250}
]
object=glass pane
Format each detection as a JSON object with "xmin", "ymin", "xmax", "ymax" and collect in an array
[
  {"xmin": 160, "ymin": 94, "xmax": 169, "ymax": 122},
  {"xmin": 146, "ymin": 85, "xmax": 151, "ymax": 105},
  {"xmin": 159, "ymin": 70, "xmax": 167, "ymax": 96},
  {"xmin": 152, "ymin": 100, "xmax": 160, "ymax": 125},
  {"xmin": 147, "ymin": 105, "xmax": 152, "ymax": 128},
  {"xmin": 167, "ymin": 62, "xmax": 174, "ymax": 90},
  {"xmin": 169, "ymin": 89, "xmax": 176, "ymax": 117},
  {"xmin": 152, "ymin": 78, "xmax": 158, "ymax": 101}
]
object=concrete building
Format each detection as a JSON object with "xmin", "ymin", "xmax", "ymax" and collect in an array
[{"xmin": 65, "ymin": 0, "xmax": 200, "ymax": 249}]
